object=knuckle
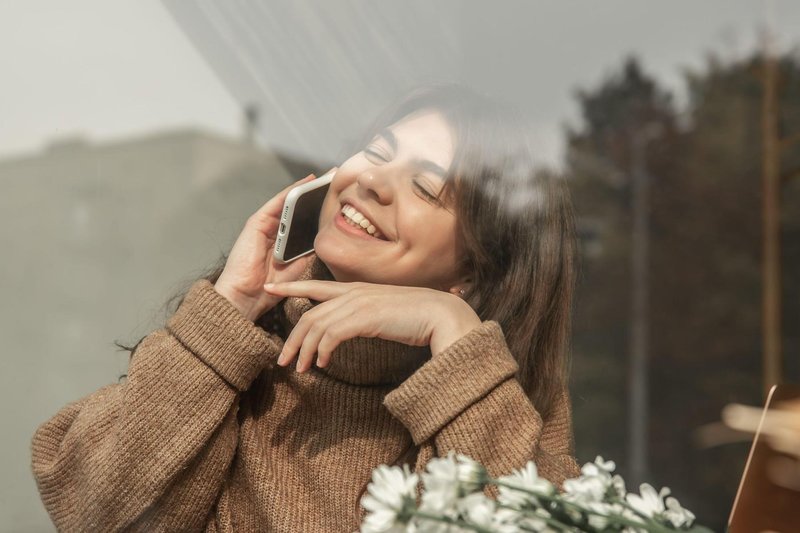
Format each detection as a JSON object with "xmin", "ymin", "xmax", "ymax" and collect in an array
[
  {"xmin": 296, "ymin": 312, "xmax": 312, "ymax": 327},
  {"xmin": 320, "ymin": 328, "xmax": 339, "ymax": 345}
]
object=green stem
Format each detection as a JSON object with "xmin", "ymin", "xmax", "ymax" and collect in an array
[
  {"xmin": 409, "ymin": 510, "xmax": 494, "ymax": 533},
  {"xmin": 495, "ymin": 503, "xmax": 580, "ymax": 532},
  {"xmin": 489, "ymin": 479, "xmax": 674, "ymax": 533},
  {"xmin": 607, "ymin": 496, "xmax": 676, "ymax": 533},
  {"xmin": 413, "ymin": 505, "xmax": 579, "ymax": 533}
]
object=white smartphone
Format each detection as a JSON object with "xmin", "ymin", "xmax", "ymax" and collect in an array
[{"xmin": 273, "ymin": 168, "xmax": 336, "ymax": 264}]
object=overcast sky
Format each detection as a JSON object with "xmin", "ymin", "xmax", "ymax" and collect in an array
[{"xmin": 1, "ymin": 0, "xmax": 798, "ymax": 168}]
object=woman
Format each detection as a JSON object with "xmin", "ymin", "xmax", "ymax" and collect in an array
[{"xmin": 31, "ymin": 84, "xmax": 581, "ymax": 532}]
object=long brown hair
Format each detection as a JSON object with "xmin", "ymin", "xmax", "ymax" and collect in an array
[
  {"xmin": 353, "ymin": 83, "xmax": 578, "ymax": 419},
  {"xmin": 347, "ymin": 83, "xmax": 579, "ymax": 512}
]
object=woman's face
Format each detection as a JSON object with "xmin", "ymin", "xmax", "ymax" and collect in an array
[{"xmin": 314, "ymin": 110, "xmax": 466, "ymax": 293}]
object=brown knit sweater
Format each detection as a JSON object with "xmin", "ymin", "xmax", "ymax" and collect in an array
[{"xmin": 31, "ymin": 257, "xmax": 580, "ymax": 532}]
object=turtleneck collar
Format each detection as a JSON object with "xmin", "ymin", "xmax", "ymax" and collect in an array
[{"xmin": 278, "ymin": 255, "xmax": 432, "ymax": 386}]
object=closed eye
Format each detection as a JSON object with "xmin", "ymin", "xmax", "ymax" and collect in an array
[
  {"xmin": 413, "ymin": 180, "xmax": 438, "ymax": 202},
  {"xmin": 364, "ymin": 147, "xmax": 389, "ymax": 163}
]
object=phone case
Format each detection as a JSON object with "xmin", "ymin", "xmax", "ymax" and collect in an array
[{"xmin": 273, "ymin": 168, "xmax": 336, "ymax": 264}]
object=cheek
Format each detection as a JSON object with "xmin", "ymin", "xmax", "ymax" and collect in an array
[
  {"xmin": 322, "ymin": 186, "xmax": 338, "ymax": 213},
  {"xmin": 318, "ymin": 191, "xmax": 336, "ymax": 225},
  {"xmin": 320, "ymin": 171, "xmax": 351, "ymax": 219},
  {"xmin": 427, "ymin": 219, "xmax": 459, "ymax": 259},
  {"xmin": 399, "ymin": 209, "xmax": 455, "ymax": 248}
]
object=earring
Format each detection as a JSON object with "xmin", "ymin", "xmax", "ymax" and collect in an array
[{"xmin": 459, "ymin": 288, "xmax": 466, "ymax": 296}]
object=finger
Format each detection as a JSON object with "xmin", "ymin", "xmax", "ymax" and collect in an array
[
  {"xmin": 294, "ymin": 303, "xmax": 338, "ymax": 373},
  {"xmin": 315, "ymin": 327, "xmax": 345, "ymax": 368},
  {"xmin": 276, "ymin": 280, "xmax": 348, "ymax": 366},
  {"xmin": 276, "ymin": 311, "xmax": 304, "ymax": 367},
  {"xmin": 264, "ymin": 280, "xmax": 356, "ymax": 302},
  {"xmin": 313, "ymin": 316, "xmax": 371, "ymax": 370},
  {"xmin": 280, "ymin": 294, "xmax": 356, "ymax": 372},
  {"xmin": 296, "ymin": 325, "xmax": 322, "ymax": 373},
  {"xmin": 297, "ymin": 310, "xmax": 352, "ymax": 372},
  {"xmin": 276, "ymin": 302, "xmax": 320, "ymax": 369}
]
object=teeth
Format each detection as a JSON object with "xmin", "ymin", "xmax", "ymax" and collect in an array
[{"xmin": 341, "ymin": 204, "xmax": 384, "ymax": 239}]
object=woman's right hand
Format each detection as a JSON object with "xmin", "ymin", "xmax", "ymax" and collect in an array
[{"xmin": 213, "ymin": 172, "xmax": 328, "ymax": 322}]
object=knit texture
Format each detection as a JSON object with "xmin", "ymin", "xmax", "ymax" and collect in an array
[{"xmin": 31, "ymin": 256, "xmax": 580, "ymax": 532}]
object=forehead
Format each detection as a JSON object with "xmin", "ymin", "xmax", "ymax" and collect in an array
[{"xmin": 379, "ymin": 111, "xmax": 455, "ymax": 173}]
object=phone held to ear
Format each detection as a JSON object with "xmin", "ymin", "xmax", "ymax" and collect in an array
[{"xmin": 273, "ymin": 168, "xmax": 336, "ymax": 264}]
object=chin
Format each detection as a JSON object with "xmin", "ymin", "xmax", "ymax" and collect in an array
[
  {"xmin": 319, "ymin": 252, "xmax": 380, "ymax": 284},
  {"xmin": 313, "ymin": 234, "xmax": 352, "ymax": 282}
]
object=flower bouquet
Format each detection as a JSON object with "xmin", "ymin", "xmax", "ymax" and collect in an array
[{"xmin": 360, "ymin": 452, "xmax": 714, "ymax": 532}]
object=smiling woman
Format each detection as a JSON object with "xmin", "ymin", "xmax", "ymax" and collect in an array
[
  {"xmin": 315, "ymin": 110, "xmax": 465, "ymax": 290},
  {"xmin": 30, "ymin": 83, "xmax": 580, "ymax": 532}
]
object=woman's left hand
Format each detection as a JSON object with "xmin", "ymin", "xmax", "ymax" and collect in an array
[{"xmin": 263, "ymin": 280, "xmax": 482, "ymax": 372}]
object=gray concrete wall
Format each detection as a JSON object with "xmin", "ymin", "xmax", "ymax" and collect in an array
[{"xmin": 0, "ymin": 129, "xmax": 295, "ymax": 531}]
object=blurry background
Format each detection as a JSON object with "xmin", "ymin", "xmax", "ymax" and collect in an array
[{"xmin": 2, "ymin": 1, "xmax": 799, "ymax": 530}]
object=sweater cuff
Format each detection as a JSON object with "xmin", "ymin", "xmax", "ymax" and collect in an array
[
  {"xmin": 165, "ymin": 279, "xmax": 283, "ymax": 391},
  {"xmin": 383, "ymin": 320, "xmax": 519, "ymax": 445}
]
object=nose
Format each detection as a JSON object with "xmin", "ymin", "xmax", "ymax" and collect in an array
[{"xmin": 356, "ymin": 167, "xmax": 394, "ymax": 205}]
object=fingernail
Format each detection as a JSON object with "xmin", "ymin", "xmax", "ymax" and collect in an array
[
  {"xmin": 277, "ymin": 351, "xmax": 286, "ymax": 365},
  {"xmin": 264, "ymin": 283, "xmax": 275, "ymax": 290}
]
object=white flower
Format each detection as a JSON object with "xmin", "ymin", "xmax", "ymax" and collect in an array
[
  {"xmin": 408, "ymin": 518, "xmax": 469, "ymax": 533},
  {"xmin": 663, "ymin": 495, "xmax": 696, "ymax": 527},
  {"xmin": 361, "ymin": 453, "xmax": 703, "ymax": 533},
  {"xmin": 487, "ymin": 508, "xmax": 526, "ymax": 533},
  {"xmin": 518, "ymin": 508, "xmax": 559, "ymax": 532},
  {"xmin": 454, "ymin": 453, "xmax": 487, "ymax": 493},
  {"xmin": 620, "ymin": 506, "xmax": 647, "ymax": 526},
  {"xmin": 505, "ymin": 461, "xmax": 555, "ymax": 494},
  {"xmin": 594, "ymin": 455, "xmax": 616, "ymax": 474},
  {"xmin": 610, "ymin": 474, "xmax": 627, "ymax": 498},
  {"xmin": 456, "ymin": 492, "xmax": 496, "ymax": 527},
  {"xmin": 625, "ymin": 483, "xmax": 668, "ymax": 518},
  {"xmin": 361, "ymin": 464, "xmax": 419, "ymax": 533},
  {"xmin": 562, "ymin": 474, "xmax": 607, "ymax": 504},
  {"xmin": 419, "ymin": 454, "xmax": 461, "ymax": 516},
  {"xmin": 418, "ymin": 451, "xmax": 488, "ymax": 518},
  {"xmin": 562, "ymin": 504, "xmax": 584, "ymax": 523},
  {"xmin": 496, "ymin": 460, "xmax": 555, "ymax": 510},
  {"xmin": 580, "ymin": 455, "xmax": 616, "ymax": 478},
  {"xmin": 562, "ymin": 455, "xmax": 621, "ymax": 506},
  {"xmin": 584, "ymin": 501, "xmax": 613, "ymax": 529}
]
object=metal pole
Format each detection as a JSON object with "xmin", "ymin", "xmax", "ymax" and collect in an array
[
  {"xmin": 628, "ymin": 131, "xmax": 651, "ymax": 486},
  {"xmin": 761, "ymin": 20, "xmax": 783, "ymax": 400}
]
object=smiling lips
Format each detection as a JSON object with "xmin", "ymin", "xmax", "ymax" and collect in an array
[{"xmin": 339, "ymin": 203, "xmax": 386, "ymax": 240}]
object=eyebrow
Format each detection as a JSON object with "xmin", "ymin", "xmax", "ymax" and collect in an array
[{"xmin": 375, "ymin": 128, "xmax": 448, "ymax": 179}]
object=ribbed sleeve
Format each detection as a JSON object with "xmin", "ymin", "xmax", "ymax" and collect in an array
[
  {"xmin": 382, "ymin": 320, "xmax": 518, "ymax": 445},
  {"xmin": 166, "ymin": 279, "xmax": 284, "ymax": 391},
  {"xmin": 387, "ymin": 319, "xmax": 581, "ymax": 492},
  {"xmin": 30, "ymin": 278, "xmax": 284, "ymax": 532}
]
